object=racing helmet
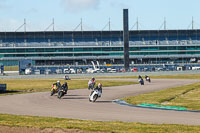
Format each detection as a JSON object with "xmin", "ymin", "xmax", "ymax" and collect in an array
[
  {"xmin": 98, "ymin": 83, "xmax": 102, "ymax": 88},
  {"xmin": 91, "ymin": 77, "xmax": 95, "ymax": 81}
]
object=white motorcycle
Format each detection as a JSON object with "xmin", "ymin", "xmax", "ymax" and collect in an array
[
  {"xmin": 145, "ymin": 76, "xmax": 151, "ymax": 83},
  {"xmin": 89, "ymin": 89, "xmax": 101, "ymax": 102}
]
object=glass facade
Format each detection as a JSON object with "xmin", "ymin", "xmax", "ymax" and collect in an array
[
  {"xmin": 0, "ymin": 30, "xmax": 200, "ymax": 66},
  {"xmin": 0, "ymin": 46, "xmax": 200, "ymax": 57}
]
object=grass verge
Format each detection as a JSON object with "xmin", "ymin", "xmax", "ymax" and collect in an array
[
  {"xmin": 4, "ymin": 66, "xmax": 19, "ymax": 71},
  {"xmin": 0, "ymin": 79, "xmax": 136, "ymax": 95},
  {"xmin": 123, "ymin": 82, "xmax": 200, "ymax": 111},
  {"xmin": 0, "ymin": 114, "xmax": 200, "ymax": 133}
]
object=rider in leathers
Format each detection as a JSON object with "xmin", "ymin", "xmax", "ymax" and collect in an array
[
  {"xmin": 53, "ymin": 80, "xmax": 61, "ymax": 90},
  {"xmin": 60, "ymin": 82, "xmax": 68, "ymax": 94},
  {"xmin": 90, "ymin": 83, "xmax": 102, "ymax": 97}
]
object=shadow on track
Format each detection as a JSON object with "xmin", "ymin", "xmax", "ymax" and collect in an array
[
  {"xmin": 62, "ymin": 97, "xmax": 88, "ymax": 100},
  {"xmin": 95, "ymin": 101, "xmax": 112, "ymax": 103},
  {"xmin": 67, "ymin": 95, "xmax": 87, "ymax": 97},
  {"xmin": 0, "ymin": 90, "xmax": 20, "ymax": 94}
]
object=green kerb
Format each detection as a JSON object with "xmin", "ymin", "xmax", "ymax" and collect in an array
[{"xmin": 138, "ymin": 103, "xmax": 188, "ymax": 110}]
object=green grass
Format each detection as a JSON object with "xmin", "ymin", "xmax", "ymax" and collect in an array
[
  {"xmin": 123, "ymin": 82, "xmax": 200, "ymax": 111},
  {"xmin": 4, "ymin": 66, "xmax": 19, "ymax": 71},
  {"xmin": 0, "ymin": 79, "xmax": 136, "ymax": 95},
  {"xmin": 0, "ymin": 114, "xmax": 200, "ymax": 133}
]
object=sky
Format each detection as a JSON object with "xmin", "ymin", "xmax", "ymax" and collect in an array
[{"xmin": 0, "ymin": 0, "xmax": 200, "ymax": 31}]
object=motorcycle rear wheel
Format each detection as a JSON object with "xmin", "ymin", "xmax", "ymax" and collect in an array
[{"xmin": 93, "ymin": 94, "xmax": 98, "ymax": 102}]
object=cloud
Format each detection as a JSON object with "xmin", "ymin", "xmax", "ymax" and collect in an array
[{"xmin": 61, "ymin": 0, "xmax": 100, "ymax": 12}]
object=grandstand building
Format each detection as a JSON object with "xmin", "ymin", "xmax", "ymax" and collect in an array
[{"xmin": 0, "ymin": 30, "xmax": 200, "ymax": 67}]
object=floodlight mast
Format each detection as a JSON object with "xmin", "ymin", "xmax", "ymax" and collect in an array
[
  {"xmin": 15, "ymin": 18, "xmax": 26, "ymax": 32},
  {"xmin": 164, "ymin": 17, "xmax": 166, "ymax": 30},
  {"xmin": 109, "ymin": 18, "xmax": 111, "ymax": 31},
  {"xmin": 102, "ymin": 18, "xmax": 111, "ymax": 31},
  {"xmin": 81, "ymin": 18, "xmax": 83, "ymax": 32},
  {"xmin": 187, "ymin": 17, "xmax": 195, "ymax": 29},
  {"xmin": 24, "ymin": 19, "xmax": 26, "ymax": 32},
  {"xmin": 192, "ymin": 17, "xmax": 194, "ymax": 30},
  {"xmin": 159, "ymin": 17, "xmax": 167, "ymax": 30},
  {"xmin": 53, "ymin": 18, "xmax": 54, "ymax": 31},
  {"xmin": 74, "ymin": 18, "xmax": 83, "ymax": 31},
  {"xmin": 130, "ymin": 17, "xmax": 139, "ymax": 30},
  {"xmin": 44, "ymin": 18, "xmax": 55, "ymax": 32}
]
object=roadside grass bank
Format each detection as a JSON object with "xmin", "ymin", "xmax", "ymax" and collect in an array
[
  {"xmin": 0, "ymin": 79, "xmax": 136, "ymax": 95},
  {"xmin": 123, "ymin": 82, "xmax": 200, "ymax": 111},
  {"xmin": 72, "ymin": 74, "xmax": 200, "ymax": 79},
  {"xmin": 0, "ymin": 114, "xmax": 200, "ymax": 133}
]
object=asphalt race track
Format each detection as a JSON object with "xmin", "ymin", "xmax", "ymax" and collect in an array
[{"xmin": 0, "ymin": 79, "xmax": 200, "ymax": 125}]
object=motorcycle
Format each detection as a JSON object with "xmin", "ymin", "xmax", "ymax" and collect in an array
[
  {"xmin": 88, "ymin": 80, "xmax": 95, "ymax": 90},
  {"xmin": 145, "ymin": 76, "xmax": 151, "ymax": 83},
  {"xmin": 64, "ymin": 75, "xmax": 71, "ymax": 80},
  {"xmin": 89, "ymin": 89, "xmax": 101, "ymax": 102},
  {"xmin": 50, "ymin": 84, "xmax": 58, "ymax": 96},
  {"xmin": 138, "ymin": 78, "xmax": 144, "ymax": 85},
  {"xmin": 57, "ymin": 86, "xmax": 67, "ymax": 99}
]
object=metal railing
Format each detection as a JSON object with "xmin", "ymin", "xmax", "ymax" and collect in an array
[{"xmin": 1, "ymin": 40, "xmax": 200, "ymax": 47}]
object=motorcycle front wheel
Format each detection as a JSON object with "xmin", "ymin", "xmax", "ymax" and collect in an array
[
  {"xmin": 57, "ymin": 91, "xmax": 63, "ymax": 99},
  {"xmin": 89, "ymin": 98, "xmax": 92, "ymax": 102},
  {"xmin": 50, "ymin": 90, "xmax": 55, "ymax": 96}
]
